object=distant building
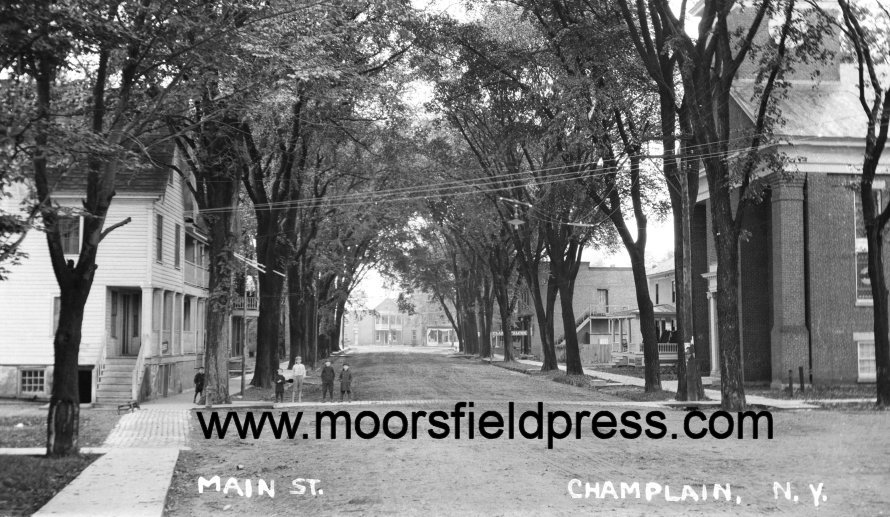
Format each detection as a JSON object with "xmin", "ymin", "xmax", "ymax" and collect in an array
[
  {"xmin": 497, "ymin": 263, "xmax": 637, "ymax": 361},
  {"xmin": 346, "ymin": 296, "xmax": 457, "ymax": 347}
]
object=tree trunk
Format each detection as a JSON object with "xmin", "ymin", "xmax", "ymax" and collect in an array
[
  {"xmin": 558, "ymin": 280, "xmax": 583, "ymax": 375},
  {"xmin": 332, "ymin": 297, "xmax": 346, "ymax": 353},
  {"xmin": 713, "ymin": 208, "xmax": 746, "ymax": 411},
  {"xmin": 252, "ymin": 265, "xmax": 283, "ymax": 388},
  {"xmin": 46, "ymin": 289, "xmax": 88, "ymax": 456},
  {"xmin": 683, "ymin": 65, "xmax": 747, "ymax": 411},
  {"xmin": 863, "ymin": 183, "xmax": 890, "ymax": 407},
  {"xmin": 539, "ymin": 273, "xmax": 559, "ymax": 371},
  {"xmin": 630, "ymin": 252, "xmax": 661, "ymax": 391},
  {"xmin": 496, "ymin": 292, "xmax": 514, "ymax": 362},
  {"xmin": 489, "ymin": 248, "xmax": 515, "ymax": 362},
  {"xmin": 203, "ymin": 200, "xmax": 237, "ymax": 405}
]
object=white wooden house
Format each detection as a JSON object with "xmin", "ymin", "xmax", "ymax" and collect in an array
[{"xmin": 0, "ymin": 154, "xmax": 256, "ymax": 405}]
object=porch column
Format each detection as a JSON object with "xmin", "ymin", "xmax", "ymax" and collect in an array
[
  {"xmin": 707, "ymin": 291, "xmax": 720, "ymax": 378},
  {"xmin": 141, "ymin": 287, "xmax": 153, "ymax": 358},
  {"xmin": 770, "ymin": 174, "xmax": 810, "ymax": 387}
]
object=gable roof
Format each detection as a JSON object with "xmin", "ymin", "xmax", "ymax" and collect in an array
[
  {"xmin": 49, "ymin": 139, "xmax": 174, "ymax": 196},
  {"xmin": 373, "ymin": 298, "xmax": 400, "ymax": 314},
  {"xmin": 648, "ymin": 255, "xmax": 675, "ymax": 277}
]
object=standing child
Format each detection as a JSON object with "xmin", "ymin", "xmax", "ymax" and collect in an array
[
  {"xmin": 274, "ymin": 368, "xmax": 286, "ymax": 403},
  {"xmin": 292, "ymin": 356, "xmax": 307, "ymax": 403},
  {"xmin": 339, "ymin": 364, "xmax": 353, "ymax": 402},
  {"xmin": 320, "ymin": 360, "xmax": 335, "ymax": 402},
  {"xmin": 193, "ymin": 367, "xmax": 205, "ymax": 404}
]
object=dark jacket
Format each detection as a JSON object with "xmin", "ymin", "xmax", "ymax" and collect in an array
[
  {"xmin": 339, "ymin": 369, "xmax": 353, "ymax": 386},
  {"xmin": 321, "ymin": 366, "xmax": 335, "ymax": 383},
  {"xmin": 274, "ymin": 374, "xmax": 286, "ymax": 391},
  {"xmin": 194, "ymin": 373, "xmax": 204, "ymax": 388}
]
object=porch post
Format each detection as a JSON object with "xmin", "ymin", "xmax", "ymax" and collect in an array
[
  {"xmin": 707, "ymin": 291, "xmax": 720, "ymax": 378},
  {"xmin": 141, "ymin": 287, "xmax": 154, "ymax": 358}
]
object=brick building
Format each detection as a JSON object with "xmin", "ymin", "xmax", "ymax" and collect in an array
[{"xmin": 689, "ymin": 46, "xmax": 889, "ymax": 385}]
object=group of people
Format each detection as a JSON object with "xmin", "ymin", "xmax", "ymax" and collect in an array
[
  {"xmin": 193, "ymin": 357, "xmax": 355, "ymax": 404},
  {"xmin": 273, "ymin": 357, "xmax": 353, "ymax": 403}
]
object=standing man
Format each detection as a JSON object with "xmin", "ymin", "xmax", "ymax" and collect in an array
[
  {"xmin": 339, "ymin": 363, "xmax": 353, "ymax": 402},
  {"xmin": 193, "ymin": 367, "xmax": 205, "ymax": 404},
  {"xmin": 292, "ymin": 356, "xmax": 307, "ymax": 403},
  {"xmin": 320, "ymin": 360, "xmax": 335, "ymax": 402}
]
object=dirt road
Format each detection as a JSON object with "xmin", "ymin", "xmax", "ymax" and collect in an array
[{"xmin": 166, "ymin": 347, "xmax": 889, "ymax": 516}]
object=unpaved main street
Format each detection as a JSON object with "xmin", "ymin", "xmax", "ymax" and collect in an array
[{"xmin": 166, "ymin": 347, "xmax": 889, "ymax": 516}]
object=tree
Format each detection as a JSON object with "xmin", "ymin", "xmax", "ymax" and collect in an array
[
  {"xmin": 514, "ymin": 0, "xmax": 667, "ymax": 388},
  {"xmin": 831, "ymin": 0, "xmax": 890, "ymax": 406},
  {"xmin": 625, "ymin": 0, "xmax": 804, "ymax": 410},
  {"xmin": 0, "ymin": 0, "xmax": 229, "ymax": 455},
  {"xmin": 236, "ymin": 0, "xmax": 414, "ymax": 383},
  {"xmin": 611, "ymin": 0, "xmax": 704, "ymax": 400}
]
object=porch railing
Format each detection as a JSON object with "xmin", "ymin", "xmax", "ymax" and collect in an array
[
  {"xmin": 95, "ymin": 341, "xmax": 107, "ymax": 398},
  {"xmin": 233, "ymin": 296, "xmax": 258, "ymax": 311},
  {"xmin": 588, "ymin": 304, "xmax": 630, "ymax": 316},
  {"xmin": 184, "ymin": 260, "xmax": 209, "ymax": 288},
  {"xmin": 132, "ymin": 335, "xmax": 152, "ymax": 401}
]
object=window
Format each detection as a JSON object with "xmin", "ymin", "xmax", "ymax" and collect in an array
[
  {"xmin": 174, "ymin": 224, "xmax": 181, "ymax": 268},
  {"xmin": 597, "ymin": 289, "xmax": 609, "ymax": 310},
  {"xmin": 21, "ymin": 369, "xmax": 45, "ymax": 393},
  {"xmin": 52, "ymin": 297, "xmax": 61, "ymax": 334},
  {"xmin": 856, "ymin": 252, "xmax": 872, "ymax": 301},
  {"xmin": 655, "ymin": 284, "xmax": 660, "ymax": 304},
  {"xmin": 412, "ymin": 329, "xmax": 417, "ymax": 344},
  {"xmin": 857, "ymin": 341, "xmax": 876, "ymax": 382},
  {"xmin": 156, "ymin": 215, "xmax": 164, "ymax": 262},
  {"xmin": 854, "ymin": 188, "xmax": 883, "ymax": 240},
  {"xmin": 855, "ymin": 186, "xmax": 884, "ymax": 303},
  {"xmin": 58, "ymin": 216, "xmax": 80, "ymax": 255},
  {"xmin": 671, "ymin": 280, "xmax": 676, "ymax": 303}
]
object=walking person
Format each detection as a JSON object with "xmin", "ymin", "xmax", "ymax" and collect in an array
[
  {"xmin": 274, "ymin": 368, "xmax": 286, "ymax": 403},
  {"xmin": 320, "ymin": 360, "xmax": 335, "ymax": 402},
  {"xmin": 292, "ymin": 356, "xmax": 307, "ymax": 403},
  {"xmin": 193, "ymin": 367, "xmax": 205, "ymax": 404},
  {"xmin": 339, "ymin": 363, "xmax": 353, "ymax": 402}
]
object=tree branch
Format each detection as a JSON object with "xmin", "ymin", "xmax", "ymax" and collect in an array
[{"xmin": 99, "ymin": 217, "xmax": 133, "ymax": 242}]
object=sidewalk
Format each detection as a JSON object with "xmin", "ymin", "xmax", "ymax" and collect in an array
[
  {"xmin": 499, "ymin": 355, "xmax": 820, "ymax": 410},
  {"xmin": 33, "ymin": 370, "xmax": 250, "ymax": 517}
]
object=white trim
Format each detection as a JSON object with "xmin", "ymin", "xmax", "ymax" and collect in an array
[
  {"xmin": 52, "ymin": 193, "xmax": 162, "ymax": 200},
  {"xmin": 856, "ymin": 339, "xmax": 877, "ymax": 382},
  {"xmin": 852, "ymin": 332, "xmax": 874, "ymax": 341}
]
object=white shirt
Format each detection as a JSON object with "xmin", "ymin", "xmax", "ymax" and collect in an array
[{"xmin": 292, "ymin": 364, "xmax": 306, "ymax": 378}]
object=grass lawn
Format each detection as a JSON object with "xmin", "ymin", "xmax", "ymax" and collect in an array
[
  {"xmin": 590, "ymin": 365, "xmax": 679, "ymax": 381},
  {"xmin": 0, "ymin": 454, "xmax": 99, "ymax": 515},
  {"xmin": 0, "ymin": 409, "xmax": 122, "ymax": 448}
]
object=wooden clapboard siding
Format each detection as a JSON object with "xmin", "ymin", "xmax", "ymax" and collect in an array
[
  {"xmin": 151, "ymin": 172, "xmax": 187, "ymax": 291},
  {"xmin": 0, "ymin": 196, "xmax": 154, "ymax": 366}
]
